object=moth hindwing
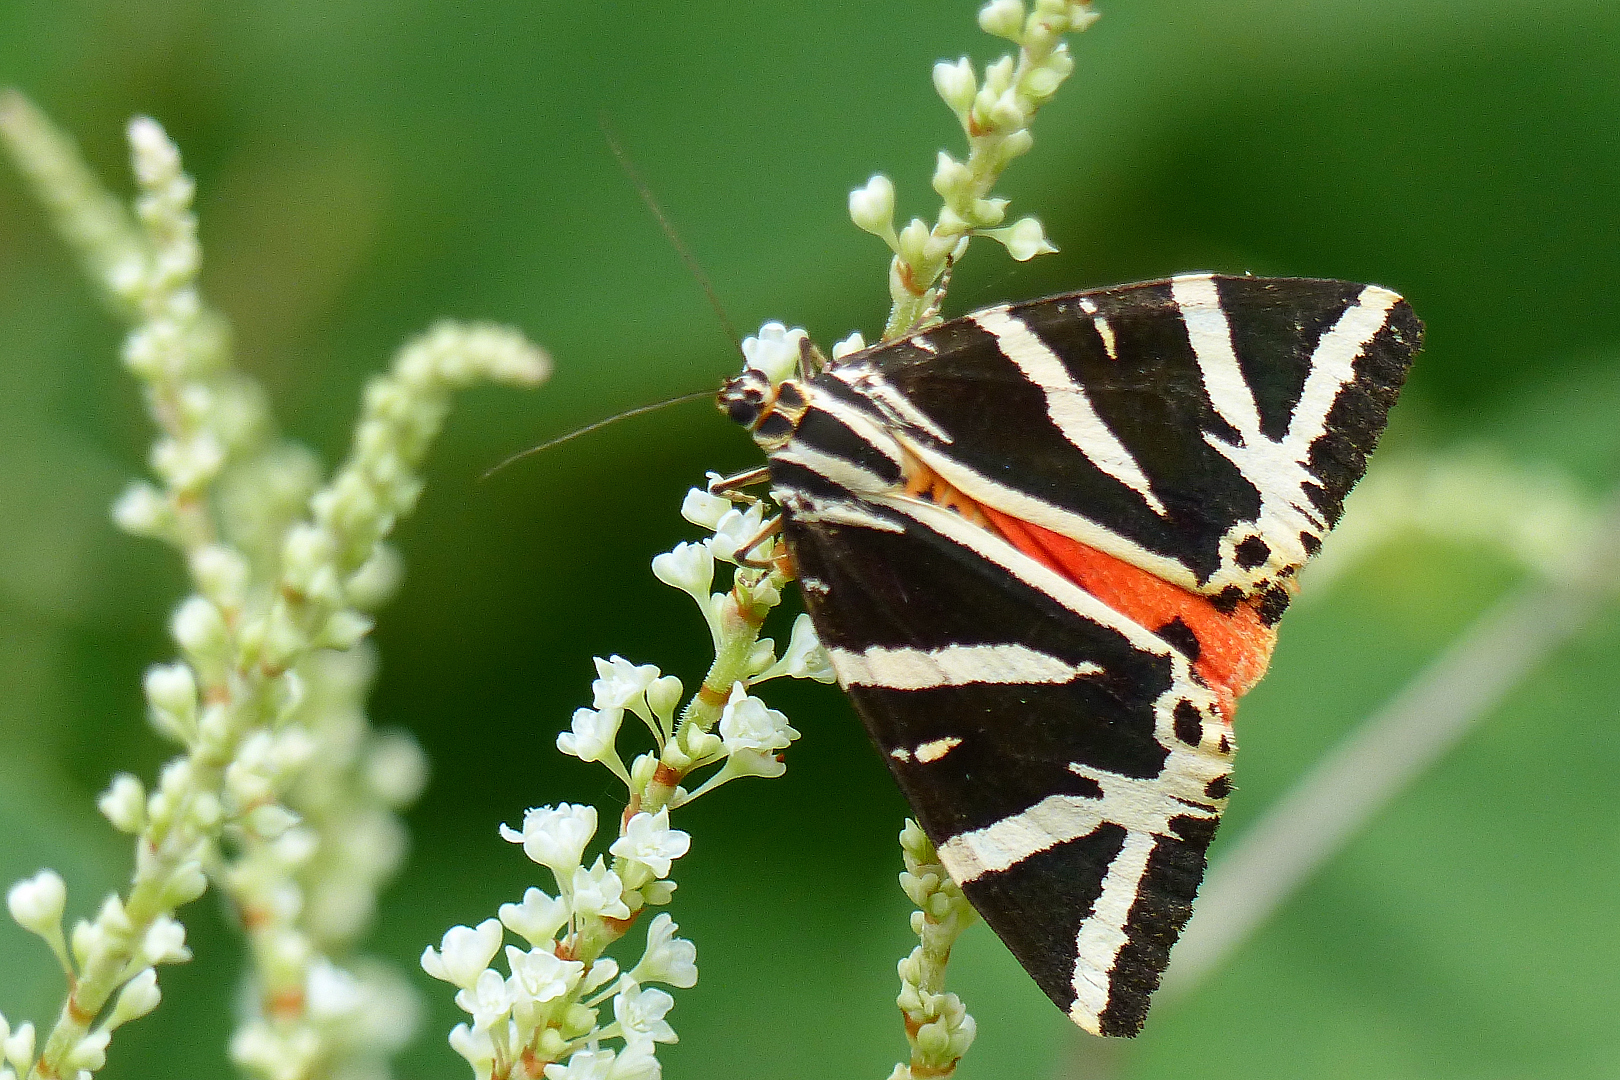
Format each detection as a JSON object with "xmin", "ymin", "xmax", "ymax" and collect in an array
[{"xmin": 717, "ymin": 273, "xmax": 1422, "ymax": 1036}]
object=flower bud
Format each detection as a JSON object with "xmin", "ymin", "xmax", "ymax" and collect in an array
[
  {"xmin": 7, "ymin": 870, "xmax": 65, "ymax": 939},
  {"xmin": 848, "ymin": 174, "xmax": 896, "ymax": 239},
  {"xmin": 979, "ymin": 0, "xmax": 1026, "ymax": 40},
  {"xmin": 933, "ymin": 58, "xmax": 977, "ymax": 113},
  {"xmin": 98, "ymin": 773, "xmax": 148, "ymax": 834}
]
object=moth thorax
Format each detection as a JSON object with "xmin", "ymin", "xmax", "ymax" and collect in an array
[{"xmin": 715, "ymin": 370, "xmax": 808, "ymax": 450}]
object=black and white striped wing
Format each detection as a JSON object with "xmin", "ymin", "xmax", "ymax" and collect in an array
[
  {"xmin": 825, "ymin": 275, "xmax": 1422, "ymax": 599},
  {"xmin": 775, "ymin": 478, "xmax": 1232, "ymax": 1036}
]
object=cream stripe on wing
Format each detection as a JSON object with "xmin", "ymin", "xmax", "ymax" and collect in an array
[
  {"xmin": 1171, "ymin": 274, "xmax": 1264, "ymax": 447},
  {"xmin": 972, "ymin": 306, "xmax": 1167, "ymax": 516},
  {"xmin": 1283, "ymin": 284, "xmax": 1401, "ymax": 457},
  {"xmin": 1069, "ymin": 830, "xmax": 1157, "ymax": 1026},
  {"xmin": 827, "ymin": 643, "xmax": 1102, "ymax": 690}
]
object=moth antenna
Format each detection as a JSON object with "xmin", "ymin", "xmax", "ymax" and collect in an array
[
  {"xmin": 600, "ymin": 116, "xmax": 742, "ymax": 352},
  {"xmin": 481, "ymin": 388, "xmax": 717, "ymax": 481}
]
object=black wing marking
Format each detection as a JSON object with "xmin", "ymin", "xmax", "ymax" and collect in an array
[
  {"xmin": 828, "ymin": 275, "xmax": 1422, "ymax": 596},
  {"xmin": 772, "ymin": 463, "xmax": 1233, "ymax": 1036}
]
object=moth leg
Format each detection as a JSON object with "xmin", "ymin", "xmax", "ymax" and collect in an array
[
  {"xmin": 733, "ymin": 515, "xmax": 784, "ymax": 570},
  {"xmin": 708, "ymin": 466, "xmax": 772, "ymax": 505},
  {"xmin": 797, "ymin": 336, "xmax": 831, "ymax": 379}
]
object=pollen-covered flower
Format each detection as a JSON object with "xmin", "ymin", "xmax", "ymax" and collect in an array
[
  {"xmin": 609, "ymin": 810, "xmax": 691, "ymax": 880},
  {"xmin": 421, "ymin": 919, "xmax": 504, "ymax": 990},
  {"xmin": 500, "ymin": 803, "xmax": 597, "ymax": 878}
]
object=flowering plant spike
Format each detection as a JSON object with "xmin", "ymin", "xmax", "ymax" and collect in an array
[{"xmin": 0, "ymin": 92, "xmax": 548, "ymax": 1080}]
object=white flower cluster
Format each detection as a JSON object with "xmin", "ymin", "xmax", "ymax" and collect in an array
[
  {"xmin": 888, "ymin": 821, "xmax": 978, "ymax": 1080},
  {"xmin": 0, "ymin": 98, "xmax": 548, "ymax": 1080},
  {"xmin": 849, "ymin": 0, "xmax": 1097, "ymax": 340},
  {"xmin": 424, "ymin": 803, "xmax": 695, "ymax": 1080},
  {"xmin": 427, "ymin": 478, "xmax": 834, "ymax": 1079}
]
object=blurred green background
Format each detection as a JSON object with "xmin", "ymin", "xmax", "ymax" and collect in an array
[{"xmin": 2, "ymin": 1, "xmax": 1618, "ymax": 1078}]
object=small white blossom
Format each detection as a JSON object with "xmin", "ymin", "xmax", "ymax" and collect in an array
[
  {"xmin": 933, "ymin": 57, "xmax": 978, "ymax": 113},
  {"xmin": 500, "ymin": 803, "xmax": 597, "ymax": 878},
  {"xmin": 613, "ymin": 981, "xmax": 677, "ymax": 1044},
  {"xmin": 304, "ymin": 959, "xmax": 364, "ymax": 1021},
  {"xmin": 141, "ymin": 914, "xmax": 191, "ymax": 965},
  {"xmin": 447, "ymin": 1022, "xmax": 496, "ymax": 1079},
  {"xmin": 739, "ymin": 322, "xmax": 806, "ymax": 387},
  {"xmin": 651, "ymin": 541, "xmax": 714, "ymax": 598},
  {"xmin": 848, "ymin": 174, "xmax": 897, "ymax": 242},
  {"xmin": 454, "ymin": 967, "xmax": 515, "ymax": 1032},
  {"xmin": 707, "ymin": 504, "xmax": 767, "ymax": 565},
  {"xmin": 592, "ymin": 656, "xmax": 661, "ymax": 711},
  {"xmin": 718, "ymin": 684, "xmax": 800, "ymax": 757},
  {"xmin": 97, "ymin": 773, "xmax": 148, "ymax": 833},
  {"xmin": 754, "ymin": 613, "xmax": 836, "ymax": 683},
  {"xmin": 981, "ymin": 215, "xmax": 1057, "ymax": 261},
  {"xmin": 557, "ymin": 707, "xmax": 624, "ymax": 764},
  {"xmin": 170, "ymin": 596, "xmax": 229, "ymax": 662},
  {"xmin": 632, "ymin": 913, "xmax": 698, "ymax": 989},
  {"xmin": 505, "ymin": 945, "xmax": 584, "ymax": 1004},
  {"xmin": 64, "ymin": 1029, "xmax": 109, "ymax": 1072},
  {"xmin": 569, "ymin": 858, "xmax": 631, "ymax": 921},
  {"xmin": 543, "ymin": 1046, "xmax": 616, "ymax": 1080},
  {"xmin": 979, "ymin": 0, "xmax": 1027, "ymax": 41},
  {"xmin": 111, "ymin": 481, "xmax": 171, "ymax": 536},
  {"xmin": 580, "ymin": 956, "xmax": 620, "ymax": 995},
  {"xmin": 612, "ymin": 1041, "xmax": 662, "ymax": 1080},
  {"xmin": 831, "ymin": 332, "xmax": 868, "ymax": 360},
  {"xmin": 421, "ymin": 919, "xmax": 504, "ymax": 990},
  {"xmin": 107, "ymin": 967, "xmax": 161, "ymax": 1029},
  {"xmin": 7, "ymin": 870, "xmax": 66, "ymax": 939},
  {"xmin": 680, "ymin": 487, "xmax": 731, "ymax": 531},
  {"xmin": 3, "ymin": 1021, "xmax": 35, "ymax": 1077},
  {"xmin": 499, "ymin": 888, "xmax": 570, "ymax": 946},
  {"xmin": 609, "ymin": 810, "xmax": 691, "ymax": 879}
]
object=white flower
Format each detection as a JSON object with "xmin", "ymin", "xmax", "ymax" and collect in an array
[
  {"xmin": 978, "ymin": 0, "xmax": 1027, "ymax": 41},
  {"xmin": 580, "ymin": 956, "xmax": 620, "ymax": 995},
  {"xmin": 421, "ymin": 919, "xmax": 504, "ymax": 990},
  {"xmin": 543, "ymin": 1046, "xmax": 616, "ymax": 1080},
  {"xmin": 613, "ymin": 981, "xmax": 677, "ymax": 1044},
  {"xmin": 499, "ymin": 888, "xmax": 570, "ymax": 946},
  {"xmin": 981, "ymin": 216, "xmax": 1057, "ymax": 261},
  {"xmin": 631, "ymin": 914, "xmax": 698, "ymax": 989},
  {"xmin": 97, "ymin": 774, "xmax": 147, "ymax": 834},
  {"xmin": 557, "ymin": 707, "xmax": 624, "ymax": 764},
  {"xmin": 454, "ymin": 967, "xmax": 515, "ymax": 1031},
  {"xmin": 608, "ymin": 810, "xmax": 691, "ymax": 879},
  {"xmin": 754, "ymin": 614, "xmax": 836, "ymax": 684},
  {"xmin": 141, "ymin": 915, "xmax": 191, "ymax": 965},
  {"xmin": 611, "ymin": 1039, "xmax": 662, "ymax": 1080},
  {"xmin": 680, "ymin": 487, "xmax": 732, "ymax": 531},
  {"xmin": 933, "ymin": 57, "xmax": 978, "ymax": 113},
  {"xmin": 570, "ymin": 858, "xmax": 631, "ymax": 921},
  {"xmin": 651, "ymin": 546, "xmax": 715, "ymax": 608},
  {"xmin": 592, "ymin": 656, "xmax": 660, "ymax": 711},
  {"xmin": 505, "ymin": 945, "xmax": 583, "ymax": 1003},
  {"xmin": 500, "ymin": 803, "xmax": 597, "ymax": 878},
  {"xmin": 739, "ymin": 322, "xmax": 806, "ymax": 387},
  {"xmin": 7, "ymin": 870, "xmax": 65, "ymax": 939},
  {"xmin": 831, "ymin": 332, "xmax": 867, "ymax": 360},
  {"xmin": 107, "ymin": 967, "xmax": 161, "ymax": 1028},
  {"xmin": 305, "ymin": 959, "xmax": 363, "ymax": 1021},
  {"xmin": 707, "ymin": 504, "xmax": 767, "ymax": 565},
  {"xmin": 3, "ymin": 1021, "xmax": 35, "ymax": 1076},
  {"xmin": 718, "ymin": 684, "xmax": 800, "ymax": 756},
  {"xmin": 448, "ymin": 1022, "xmax": 496, "ymax": 1078},
  {"xmin": 848, "ymin": 175, "xmax": 896, "ymax": 240}
]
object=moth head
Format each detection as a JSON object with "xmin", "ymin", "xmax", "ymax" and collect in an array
[{"xmin": 717, "ymin": 368, "xmax": 775, "ymax": 429}]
